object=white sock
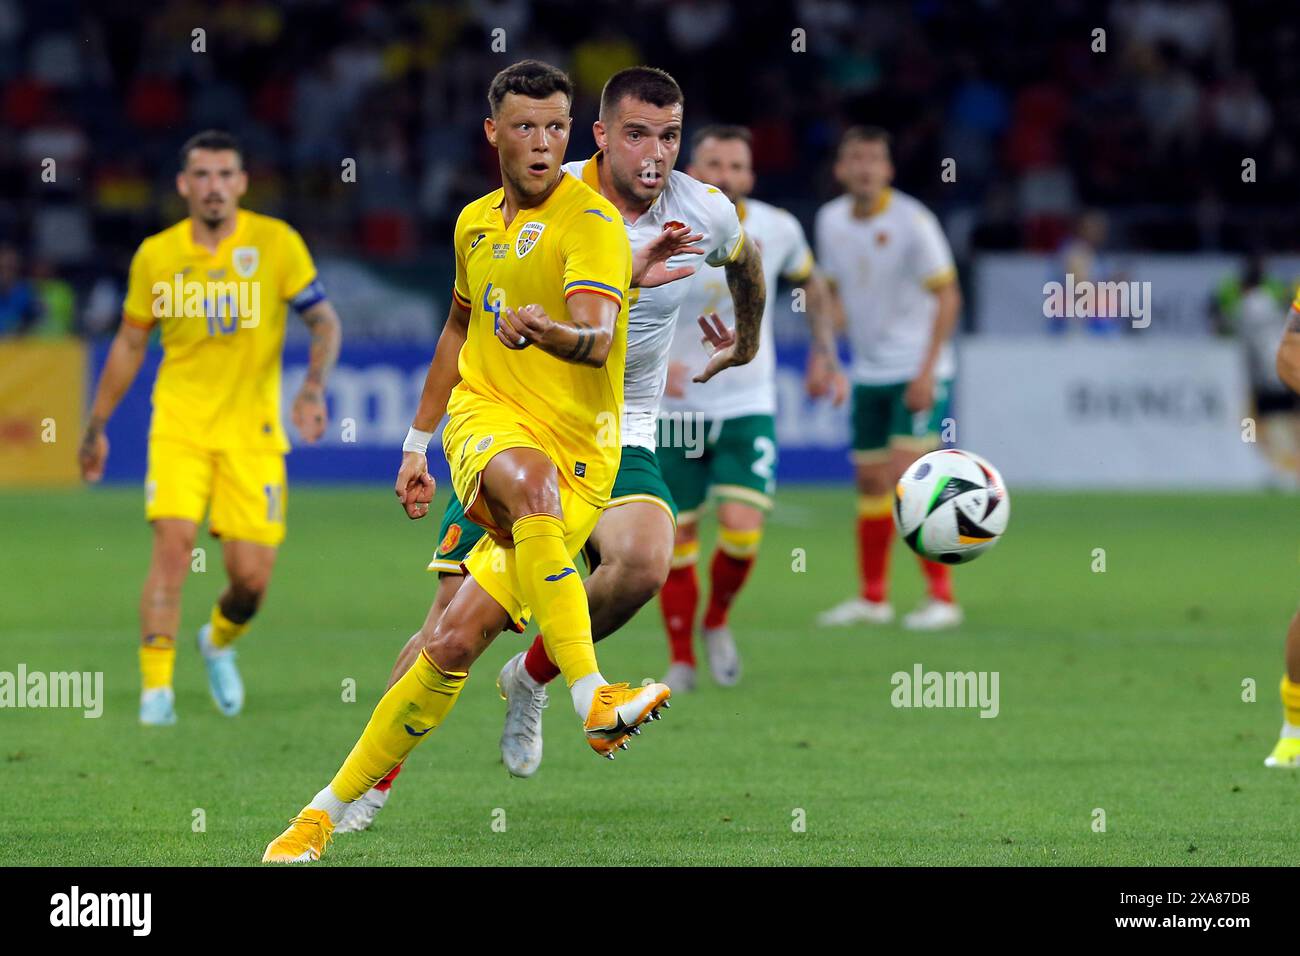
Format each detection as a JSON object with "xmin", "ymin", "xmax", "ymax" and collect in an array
[
  {"xmin": 1281, "ymin": 721, "xmax": 1300, "ymax": 740},
  {"xmin": 308, "ymin": 785, "xmax": 350, "ymax": 825},
  {"xmin": 570, "ymin": 671, "xmax": 606, "ymax": 719}
]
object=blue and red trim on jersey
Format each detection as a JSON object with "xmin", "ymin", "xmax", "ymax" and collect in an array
[
  {"xmin": 451, "ymin": 286, "xmax": 471, "ymax": 309},
  {"xmin": 564, "ymin": 279, "xmax": 624, "ymax": 306}
]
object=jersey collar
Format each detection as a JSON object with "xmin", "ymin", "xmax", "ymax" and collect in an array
[
  {"xmin": 852, "ymin": 188, "xmax": 892, "ymax": 220},
  {"xmin": 185, "ymin": 209, "xmax": 248, "ymax": 258}
]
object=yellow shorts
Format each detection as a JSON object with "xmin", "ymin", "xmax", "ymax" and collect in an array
[
  {"xmin": 145, "ymin": 438, "xmax": 287, "ymax": 547},
  {"xmin": 441, "ymin": 401, "xmax": 604, "ymax": 632}
]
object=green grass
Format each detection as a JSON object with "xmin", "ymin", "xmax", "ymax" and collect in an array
[{"xmin": 2, "ymin": 484, "xmax": 1299, "ymax": 866}]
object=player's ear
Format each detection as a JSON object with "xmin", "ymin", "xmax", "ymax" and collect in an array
[
  {"xmin": 176, "ymin": 171, "xmax": 189, "ymax": 198},
  {"xmin": 484, "ymin": 116, "xmax": 497, "ymax": 148},
  {"xmin": 234, "ymin": 169, "xmax": 249, "ymax": 198},
  {"xmin": 592, "ymin": 120, "xmax": 606, "ymax": 150}
]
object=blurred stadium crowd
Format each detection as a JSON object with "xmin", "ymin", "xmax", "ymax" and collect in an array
[{"xmin": 0, "ymin": 0, "xmax": 1296, "ymax": 339}]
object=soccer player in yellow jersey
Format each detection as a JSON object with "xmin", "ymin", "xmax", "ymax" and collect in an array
[
  {"xmin": 263, "ymin": 60, "xmax": 672, "ymax": 862},
  {"xmin": 79, "ymin": 130, "xmax": 342, "ymax": 727}
]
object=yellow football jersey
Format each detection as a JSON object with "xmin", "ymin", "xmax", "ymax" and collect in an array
[
  {"xmin": 447, "ymin": 172, "xmax": 631, "ymax": 506},
  {"xmin": 122, "ymin": 209, "xmax": 319, "ymax": 452}
]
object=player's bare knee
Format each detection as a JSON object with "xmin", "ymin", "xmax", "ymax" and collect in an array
[
  {"xmin": 426, "ymin": 618, "xmax": 476, "ymax": 671},
  {"xmin": 619, "ymin": 554, "xmax": 670, "ymax": 610}
]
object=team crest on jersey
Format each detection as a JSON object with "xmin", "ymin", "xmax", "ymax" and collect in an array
[
  {"xmin": 476, "ymin": 435, "xmax": 494, "ymax": 452},
  {"xmin": 515, "ymin": 222, "xmax": 545, "ymax": 258},
  {"xmin": 233, "ymin": 246, "xmax": 259, "ymax": 278},
  {"xmin": 438, "ymin": 524, "xmax": 462, "ymax": 555}
]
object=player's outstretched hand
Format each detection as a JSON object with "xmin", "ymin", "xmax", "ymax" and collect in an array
[
  {"xmin": 292, "ymin": 384, "xmax": 328, "ymax": 444},
  {"xmin": 496, "ymin": 304, "xmax": 552, "ymax": 350},
  {"xmin": 692, "ymin": 312, "xmax": 746, "ymax": 384},
  {"xmin": 632, "ymin": 222, "xmax": 704, "ymax": 288},
  {"xmin": 395, "ymin": 450, "xmax": 435, "ymax": 519},
  {"xmin": 79, "ymin": 425, "xmax": 108, "ymax": 482}
]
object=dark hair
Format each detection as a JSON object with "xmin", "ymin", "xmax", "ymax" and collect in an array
[
  {"xmin": 838, "ymin": 125, "xmax": 892, "ymax": 156},
  {"xmin": 691, "ymin": 124, "xmax": 752, "ymax": 158},
  {"xmin": 487, "ymin": 59, "xmax": 573, "ymax": 116},
  {"xmin": 179, "ymin": 130, "xmax": 242, "ymax": 170},
  {"xmin": 599, "ymin": 66, "xmax": 684, "ymax": 121}
]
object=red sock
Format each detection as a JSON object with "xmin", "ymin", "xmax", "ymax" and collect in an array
[
  {"xmin": 659, "ymin": 564, "xmax": 699, "ymax": 665},
  {"xmin": 703, "ymin": 549, "xmax": 755, "ymax": 629},
  {"xmin": 523, "ymin": 633, "xmax": 561, "ymax": 685},
  {"xmin": 375, "ymin": 761, "xmax": 403, "ymax": 792},
  {"xmin": 858, "ymin": 515, "xmax": 894, "ymax": 602},
  {"xmin": 917, "ymin": 555, "xmax": 954, "ymax": 603}
]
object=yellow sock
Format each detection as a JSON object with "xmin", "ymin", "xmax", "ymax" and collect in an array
[
  {"xmin": 513, "ymin": 513, "xmax": 597, "ymax": 686},
  {"xmin": 718, "ymin": 526, "xmax": 763, "ymax": 559},
  {"xmin": 1281, "ymin": 676, "xmax": 1300, "ymax": 726},
  {"xmin": 140, "ymin": 634, "xmax": 176, "ymax": 690},
  {"xmin": 857, "ymin": 493, "xmax": 893, "ymax": 518},
  {"xmin": 329, "ymin": 650, "xmax": 467, "ymax": 802},
  {"xmin": 671, "ymin": 538, "xmax": 700, "ymax": 569},
  {"xmin": 209, "ymin": 604, "xmax": 249, "ymax": 649}
]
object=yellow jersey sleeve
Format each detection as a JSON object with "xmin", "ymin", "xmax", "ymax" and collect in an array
[
  {"xmin": 122, "ymin": 242, "xmax": 157, "ymax": 328},
  {"xmin": 277, "ymin": 224, "xmax": 318, "ymax": 301},
  {"xmin": 452, "ymin": 231, "xmax": 471, "ymax": 310},
  {"xmin": 560, "ymin": 206, "xmax": 630, "ymax": 307}
]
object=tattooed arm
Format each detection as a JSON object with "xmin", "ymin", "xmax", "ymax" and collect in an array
[
  {"xmin": 1276, "ymin": 305, "xmax": 1300, "ymax": 393},
  {"xmin": 292, "ymin": 300, "xmax": 342, "ymax": 443},
  {"xmin": 801, "ymin": 268, "xmax": 849, "ymax": 406},
  {"xmin": 694, "ymin": 235, "xmax": 766, "ymax": 384},
  {"xmin": 492, "ymin": 292, "xmax": 618, "ymax": 368}
]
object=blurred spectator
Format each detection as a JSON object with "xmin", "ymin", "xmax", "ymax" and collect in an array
[
  {"xmin": 1048, "ymin": 210, "xmax": 1126, "ymax": 337},
  {"xmin": 0, "ymin": 244, "xmax": 41, "ymax": 336}
]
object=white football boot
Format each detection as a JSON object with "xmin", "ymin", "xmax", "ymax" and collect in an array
[
  {"xmin": 817, "ymin": 596, "xmax": 894, "ymax": 626},
  {"xmin": 139, "ymin": 687, "xmax": 177, "ymax": 726},
  {"xmin": 902, "ymin": 599, "xmax": 963, "ymax": 631},
  {"xmin": 662, "ymin": 661, "xmax": 697, "ymax": 693},
  {"xmin": 497, "ymin": 651, "xmax": 548, "ymax": 777},
  {"xmin": 333, "ymin": 786, "xmax": 390, "ymax": 834},
  {"xmin": 703, "ymin": 626, "xmax": 741, "ymax": 686}
]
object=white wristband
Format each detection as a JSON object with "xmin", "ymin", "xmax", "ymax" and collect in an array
[{"xmin": 402, "ymin": 427, "xmax": 434, "ymax": 455}]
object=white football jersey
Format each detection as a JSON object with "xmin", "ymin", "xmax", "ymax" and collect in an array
[
  {"xmin": 661, "ymin": 197, "xmax": 813, "ymax": 419},
  {"xmin": 814, "ymin": 188, "xmax": 956, "ymax": 385},
  {"xmin": 561, "ymin": 153, "xmax": 745, "ymax": 449}
]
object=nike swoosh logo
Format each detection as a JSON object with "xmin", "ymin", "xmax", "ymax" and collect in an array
[
  {"xmin": 583, "ymin": 208, "xmax": 613, "ymax": 221},
  {"xmin": 404, "ymin": 724, "xmax": 432, "ymax": 736},
  {"xmin": 544, "ymin": 567, "xmax": 577, "ymax": 582}
]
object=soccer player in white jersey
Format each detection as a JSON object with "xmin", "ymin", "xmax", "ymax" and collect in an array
[
  {"xmin": 332, "ymin": 67, "xmax": 766, "ymax": 831},
  {"xmin": 657, "ymin": 125, "xmax": 841, "ymax": 690},
  {"xmin": 815, "ymin": 126, "xmax": 965, "ymax": 631}
]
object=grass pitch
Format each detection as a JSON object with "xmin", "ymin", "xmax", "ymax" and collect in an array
[{"xmin": 2, "ymin": 484, "xmax": 1298, "ymax": 866}]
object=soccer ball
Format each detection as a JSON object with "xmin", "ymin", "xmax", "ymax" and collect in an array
[{"xmin": 894, "ymin": 448, "xmax": 1010, "ymax": 565}]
